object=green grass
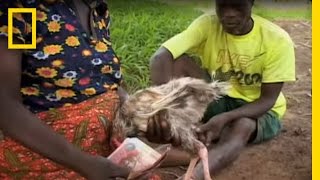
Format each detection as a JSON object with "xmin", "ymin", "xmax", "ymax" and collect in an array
[
  {"xmin": 159, "ymin": 0, "xmax": 312, "ymax": 20},
  {"xmin": 109, "ymin": 0, "xmax": 202, "ymax": 92},
  {"xmin": 253, "ymin": 5, "xmax": 311, "ymax": 20},
  {"xmin": 108, "ymin": 0, "xmax": 311, "ymax": 93}
]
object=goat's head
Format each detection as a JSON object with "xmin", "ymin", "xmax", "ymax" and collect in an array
[{"xmin": 111, "ymin": 97, "xmax": 150, "ymax": 147}]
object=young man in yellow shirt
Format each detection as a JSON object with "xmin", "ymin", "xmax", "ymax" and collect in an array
[{"xmin": 147, "ymin": 0, "xmax": 296, "ymax": 178}]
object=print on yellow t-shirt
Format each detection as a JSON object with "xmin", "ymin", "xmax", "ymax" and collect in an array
[{"xmin": 162, "ymin": 13, "xmax": 296, "ymax": 119}]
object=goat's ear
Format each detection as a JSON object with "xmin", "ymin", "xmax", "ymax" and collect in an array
[
  {"xmin": 112, "ymin": 106, "xmax": 122, "ymax": 131},
  {"xmin": 114, "ymin": 108, "xmax": 120, "ymax": 121},
  {"xmin": 119, "ymin": 87, "xmax": 130, "ymax": 107}
]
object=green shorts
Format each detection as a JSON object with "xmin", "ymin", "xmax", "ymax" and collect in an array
[{"xmin": 202, "ymin": 96, "xmax": 282, "ymax": 144}]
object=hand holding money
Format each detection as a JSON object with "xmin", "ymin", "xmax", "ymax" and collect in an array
[{"xmin": 108, "ymin": 138, "xmax": 171, "ymax": 179}]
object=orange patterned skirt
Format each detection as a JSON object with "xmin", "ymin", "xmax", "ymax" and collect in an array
[{"xmin": 0, "ymin": 91, "xmax": 120, "ymax": 180}]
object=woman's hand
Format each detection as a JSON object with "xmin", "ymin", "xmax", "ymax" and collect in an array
[{"xmin": 84, "ymin": 156, "xmax": 130, "ymax": 180}]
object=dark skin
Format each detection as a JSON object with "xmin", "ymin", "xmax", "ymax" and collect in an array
[
  {"xmin": 147, "ymin": 0, "xmax": 284, "ymax": 178},
  {"xmin": 0, "ymin": 0, "xmax": 129, "ymax": 179}
]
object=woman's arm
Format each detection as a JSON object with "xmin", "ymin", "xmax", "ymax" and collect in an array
[{"xmin": 0, "ymin": 38, "xmax": 128, "ymax": 179}]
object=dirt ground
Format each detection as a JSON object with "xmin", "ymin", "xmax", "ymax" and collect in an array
[{"xmin": 155, "ymin": 20, "xmax": 312, "ymax": 180}]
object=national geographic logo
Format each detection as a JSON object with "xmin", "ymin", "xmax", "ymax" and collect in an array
[{"xmin": 8, "ymin": 8, "xmax": 36, "ymax": 49}]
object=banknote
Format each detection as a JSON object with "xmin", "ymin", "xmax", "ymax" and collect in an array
[{"xmin": 107, "ymin": 138, "xmax": 162, "ymax": 172}]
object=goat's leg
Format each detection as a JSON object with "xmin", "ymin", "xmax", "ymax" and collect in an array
[
  {"xmin": 183, "ymin": 141, "xmax": 212, "ymax": 180},
  {"xmin": 195, "ymin": 141, "xmax": 213, "ymax": 180},
  {"xmin": 184, "ymin": 156, "xmax": 199, "ymax": 180}
]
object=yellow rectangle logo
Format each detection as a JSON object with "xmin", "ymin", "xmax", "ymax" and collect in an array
[{"xmin": 8, "ymin": 8, "xmax": 36, "ymax": 49}]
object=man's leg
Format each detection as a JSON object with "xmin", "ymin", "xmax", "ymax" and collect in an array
[
  {"xmin": 192, "ymin": 117, "xmax": 257, "ymax": 179},
  {"xmin": 159, "ymin": 148, "xmax": 191, "ymax": 167}
]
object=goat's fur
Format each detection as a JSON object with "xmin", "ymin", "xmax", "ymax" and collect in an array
[{"xmin": 113, "ymin": 77, "xmax": 230, "ymax": 154}]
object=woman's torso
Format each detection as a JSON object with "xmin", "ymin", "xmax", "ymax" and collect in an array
[{"xmin": 0, "ymin": 0, "xmax": 122, "ymax": 113}]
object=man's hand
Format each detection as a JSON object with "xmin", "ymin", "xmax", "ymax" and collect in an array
[
  {"xmin": 196, "ymin": 113, "xmax": 231, "ymax": 146},
  {"xmin": 146, "ymin": 110, "xmax": 182, "ymax": 145},
  {"xmin": 146, "ymin": 110, "xmax": 171, "ymax": 143}
]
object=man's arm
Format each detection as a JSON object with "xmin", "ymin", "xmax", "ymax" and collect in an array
[
  {"xmin": 150, "ymin": 14, "xmax": 211, "ymax": 85},
  {"xmin": 150, "ymin": 47, "xmax": 175, "ymax": 85},
  {"xmin": 0, "ymin": 38, "xmax": 129, "ymax": 179},
  {"xmin": 224, "ymin": 82, "xmax": 283, "ymax": 121},
  {"xmin": 196, "ymin": 82, "xmax": 283, "ymax": 144}
]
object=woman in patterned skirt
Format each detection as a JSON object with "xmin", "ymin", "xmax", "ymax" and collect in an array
[{"xmin": 0, "ymin": 0, "xmax": 131, "ymax": 179}]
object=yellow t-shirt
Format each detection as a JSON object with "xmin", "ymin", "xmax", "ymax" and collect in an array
[{"xmin": 162, "ymin": 13, "xmax": 296, "ymax": 119}]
